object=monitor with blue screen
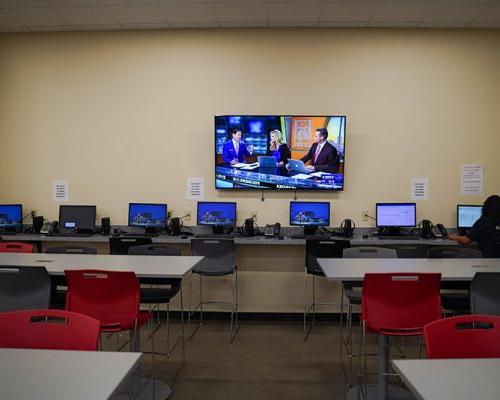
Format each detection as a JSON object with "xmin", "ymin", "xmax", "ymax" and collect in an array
[
  {"xmin": 0, "ymin": 204, "xmax": 22, "ymax": 233},
  {"xmin": 457, "ymin": 205, "xmax": 482, "ymax": 233},
  {"xmin": 128, "ymin": 203, "xmax": 167, "ymax": 233},
  {"xmin": 290, "ymin": 201, "xmax": 330, "ymax": 235},
  {"xmin": 197, "ymin": 202, "xmax": 237, "ymax": 234}
]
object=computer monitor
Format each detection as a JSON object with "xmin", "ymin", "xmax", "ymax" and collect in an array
[
  {"xmin": 59, "ymin": 205, "xmax": 96, "ymax": 233},
  {"xmin": 197, "ymin": 202, "xmax": 237, "ymax": 234},
  {"xmin": 0, "ymin": 204, "xmax": 22, "ymax": 233},
  {"xmin": 289, "ymin": 201, "xmax": 330, "ymax": 235},
  {"xmin": 376, "ymin": 203, "xmax": 416, "ymax": 235},
  {"xmin": 457, "ymin": 204, "xmax": 482, "ymax": 234},
  {"xmin": 128, "ymin": 203, "xmax": 167, "ymax": 234}
]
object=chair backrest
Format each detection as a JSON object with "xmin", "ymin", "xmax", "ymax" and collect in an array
[
  {"xmin": 190, "ymin": 239, "xmax": 235, "ymax": 273},
  {"xmin": 128, "ymin": 244, "xmax": 181, "ymax": 256},
  {"xmin": 109, "ymin": 237, "xmax": 153, "ymax": 255},
  {"xmin": 470, "ymin": 272, "xmax": 500, "ymax": 316},
  {"xmin": 46, "ymin": 246, "xmax": 97, "ymax": 255},
  {"xmin": 384, "ymin": 244, "xmax": 429, "ymax": 258},
  {"xmin": 424, "ymin": 314, "xmax": 500, "ymax": 359},
  {"xmin": 0, "ymin": 242, "xmax": 35, "ymax": 253},
  {"xmin": 0, "ymin": 266, "xmax": 51, "ymax": 312},
  {"xmin": 343, "ymin": 246, "xmax": 397, "ymax": 259},
  {"xmin": 306, "ymin": 239, "xmax": 351, "ymax": 272},
  {"xmin": 428, "ymin": 246, "xmax": 482, "ymax": 258},
  {"xmin": 362, "ymin": 273, "xmax": 442, "ymax": 334},
  {"xmin": 0, "ymin": 309, "xmax": 100, "ymax": 351},
  {"xmin": 65, "ymin": 269, "xmax": 140, "ymax": 331}
]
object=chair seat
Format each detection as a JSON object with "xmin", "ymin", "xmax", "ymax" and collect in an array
[
  {"xmin": 100, "ymin": 311, "xmax": 150, "ymax": 332},
  {"xmin": 441, "ymin": 292, "xmax": 470, "ymax": 312},
  {"xmin": 140, "ymin": 286, "xmax": 180, "ymax": 304},
  {"xmin": 369, "ymin": 326, "xmax": 424, "ymax": 337},
  {"xmin": 193, "ymin": 267, "xmax": 234, "ymax": 277}
]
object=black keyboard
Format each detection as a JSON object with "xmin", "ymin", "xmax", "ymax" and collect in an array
[
  {"xmin": 50, "ymin": 233, "xmax": 94, "ymax": 238},
  {"xmin": 290, "ymin": 234, "xmax": 333, "ymax": 240},
  {"xmin": 376, "ymin": 235, "xmax": 420, "ymax": 240},
  {"xmin": 121, "ymin": 233, "xmax": 158, "ymax": 238},
  {"xmin": 194, "ymin": 234, "xmax": 236, "ymax": 239}
]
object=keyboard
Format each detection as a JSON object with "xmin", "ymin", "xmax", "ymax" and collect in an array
[
  {"xmin": 121, "ymin": 233, "xmax": 158, "ymax": 238},
  {"xmin": 194, "ymin": 234, "xmax": 237, "ymax": 239},
  {"xmin": 376, "ymin": 235, "xmax": 420, "ymax": 240},
  {"xmin": 50, "ymin": 232, "xmax": 94, "ymax": 238},
  {"xmin": 290, "ymin": 234, "xmax": 334, "ymax": 240}
]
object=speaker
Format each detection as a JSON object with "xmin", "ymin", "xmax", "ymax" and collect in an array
[
  {"xmin": 101, "ymin": 217, "xmax": 111, "ymax": 235},
  {"xmin": 170, "ymin": 217, "xmax": 181, "ymax": 236},
  {"xmin": 32, "ymin": 216, "xmax": 44, "ymax": 234}
]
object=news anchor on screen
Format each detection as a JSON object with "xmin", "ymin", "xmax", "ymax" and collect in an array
[
  {"xmin": 268, "ymin": 129, "xmax": 291, "ymax": 167},
  {"xmin": 222, "ymin": 128, "xmax": 253, "ymax": 165},
  {"xmin": 301, "ymin": 128, "xmax": 339, "ymax": 173}
]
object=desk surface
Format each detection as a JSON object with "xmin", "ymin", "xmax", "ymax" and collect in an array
[
  {"xmin": 0, "ymin": 253, "xmax": 203, "ymax": 278},
  {"xmin": 392, "ymin": 358, "xmax": 500, "ymax": 400},
  {"xmin": 0, "ymin": 348, "xmax": 141, "ymax": 400},
  {"xmin": 318, "ymin": 257, "xmax": 500, "ymax": 281}
]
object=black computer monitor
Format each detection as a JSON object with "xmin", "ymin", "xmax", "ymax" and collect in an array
[
  {"xmin": 0, "ymin": 204, "xmax": 22, "ymax": 233},
  {"xmin": 376, "ymin": 203, "xmax": 416, "ymax": 235},
  {"xmin": 128, "ymin": 203, "xmax": 167, "ymax": 234},
  {"xmin": 289, "ymin": 201, "xmax": 330, "ymax": 235},
  {"xmin": 59, "ymin": 205, "xmax": 96, "ymax": 233},
  {"xmin": 457, "ymin": 204, "xmax": 482, "ymax": 234},
  {"xmin": 197, "ymin": 202, "xmax": 237, "ymax": 234}
]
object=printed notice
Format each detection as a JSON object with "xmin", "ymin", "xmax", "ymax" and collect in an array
[
  {"xmin": 461, "ymin": 163, "xmax": 483, "ymax": 196},
  {"xmin": 187, "ymin": 177, "xmax": 204, "ymax": 201},
  {"xmin": 53, "ymin": 180, "xmax": 69, "ymax": 202},
  {"xmin": 411, "ymin": 177, "xmax": 429, "ymax": 200}
]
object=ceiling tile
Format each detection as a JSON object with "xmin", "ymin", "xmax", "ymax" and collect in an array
[
  {"xmin": 0, "ymin": 0, "xmax": 102, "ymax": 6},
  {"xmin": 421, "ymin": 3, "xmax": 486, "ymax": 23},
  {"xmin": 473, "ymin": 4, "xmax": 500, "ymax": 25},
  {"xmin": 107, "ymin": 4, "xmax": 167, "ymax": 24},
  {"xmin": 55, "ymin": 6, "xmax": 116, "ymax": 26},
  {"xmin": 318, "ymin": 21, "xmax": 369, "ymax": 27},
  {"xmin": 0, "ymin": 9, "xmax": 20, "ymax": 26},
  {"xmin": 3, "ymin": 7, "xmax": 69, "ymax": 26},
  {"xmin": 369, "ymin": 21, "xmax": 419, "ymax": 27},
  {"xmin": 121, "ymin": 22, "xmax": 170, "ymax": 29},
  {"xmin": 218, "ymin": 21, "xmax": 268, "ymax": 27},
  {"xmin": 269, "ymin": 21, "xmax": 318, "ymax": 26},
  {"xmin": 268, "ymin": 2, "xmax": 321, "ymax": 22},
  {"xmin": 320, "ymin": 2, "xmax": 378, "ymax": 22},
  {"xmin": 0, "ymin": 25, "xmax": 28, "ymax": 32},
  {"xmin": 169, "ymin": 21, "xmax": 218, "ymax": 28},
  {"xmin": 371, "ymin": 2, "xmax": 431, "ymax": 23},
  {"xmin": 163, "ymin": 3, "xmax": 216, "ymax": 23},
  {"xmin": 75, "ymin": 23, "xmax": 122, "ymax": 30},
  {"xmin": 418, "ymin": 21, "xmax": 469, "ymax": 28},
  {"xmin": 30, "ymin": 25, "xmax": 75, "ymax": 31},
  {"xmin": 102, "ymin": 0, "xmax": 160, "ymax": 4},
  {"xmin": 215, "ymin": 2, "xmax": 267, "ymax": 23}
]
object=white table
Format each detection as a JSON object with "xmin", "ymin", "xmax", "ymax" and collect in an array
[
  {"xmin": 318, "ymin": 257, "xmax": 500, "ymax": 282},
  {"xmin": 0, "ymin": 348, "xmax": 141, "ymax": 400},
  {"xmin": 317, "ymin": 257, "xmax": 500, "ymax": 400},
  {"xmin": 392, "ymin": 358, "xmax": 500, "ymax": 400},
  {"xmin": 0, "ymin": 253, "xmax": 203, "ymax": 278}
]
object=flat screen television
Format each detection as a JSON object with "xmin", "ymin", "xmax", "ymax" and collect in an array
[{"xmin": 215, "ymin": 115, "xmax": 346, "ymax": 190}]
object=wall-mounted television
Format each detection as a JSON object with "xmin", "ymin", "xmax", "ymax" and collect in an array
[{"xmin": 215, "ymin": 115, "xmax": 346, "ymax": 191}]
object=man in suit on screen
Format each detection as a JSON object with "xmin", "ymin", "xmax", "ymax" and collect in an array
[
  {"xmin": 222, "ymin": 129, "xmax": 253, "ymax": 165},
  {"xmin": 301, "ymin": 128, "xmax": 340, "ymax": 173}
]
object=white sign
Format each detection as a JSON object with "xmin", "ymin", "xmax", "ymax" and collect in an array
[
  {"xmin": 461, "ymin": 163, "xmax": 483, "ymax": 196},
  {"xmin": 186, "ymin": 177, "xmax": 204, "ymax": 201},
  {"xmin": 411, "ymin": 177, "xmax": 429, "ymax": 200},
  {"xmin": 52, "ymin": 180, "xmax": 69, "ymax": 202}
]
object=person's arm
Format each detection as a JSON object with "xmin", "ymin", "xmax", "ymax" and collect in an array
[
  {"xmin": 447, "ymin": 233, "xmax": 473, "ymax": 245},
  {"xmin": 301, "ymin": 145, "xmax": 314, "ymax": 163},
  {"xmin": 314, "ymin": 145, "xmax": 339, "ymax": 172},
  {"xmin": 280, "ymin": 144, "xmax": 291, "ymax": 165},
  {"xmin": 222, "ymin": 142, "xmax": 232, "ymax": 163}
]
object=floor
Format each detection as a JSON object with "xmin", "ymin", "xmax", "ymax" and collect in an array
[{"xmin": 108, "ymin": 317, "xmax": 421, "ymax": 400}]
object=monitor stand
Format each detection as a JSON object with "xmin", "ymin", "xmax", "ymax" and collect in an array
[
  {"xmin": 145, "ymin": 227, "xmax": 160, "ymax": 235},
  {"xmin": 304, "ymin": 226, "xmax": 318, "ymax": 236},
  {"xmin": 212, "ymin": 225, "xmax": 224, "ymax": 234},
  {"xmin": 377, "ymin": 227, "xmax": 403, "ymax": 236}
]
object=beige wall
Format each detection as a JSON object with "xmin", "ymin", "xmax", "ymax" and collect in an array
[{"xmin": 1, "ymin": 28, "xmax": 500, "ymax": 227}]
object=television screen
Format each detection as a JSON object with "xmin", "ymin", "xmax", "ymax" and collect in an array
[
  {"xmin": 128, "ymin": 203, "xmax": 167, "ymax": 227},
  {"xmin": 197, "ymin": 202, "xmax": 237, "ymax": 227},
  {"xmin": 376, "ymin": 203, "xmax": 416, "ymax": 227},
  {"xmin": 215, "ymin": 115, "xmax": 346, "ymax": 190},
  {"xmin": 59, "ymin": 205, "xmax": 96, "ymax": 231},
  {"xmin": 0, "ymin": 204, "xmax": 22, "ymax": 228},
  {"xmin": 290, "ymin": 201, "xmax": 330, "ymax": 226},
  {"xmin": 457, "ymin": 205, "xmax": 482, "ymax": 229}
]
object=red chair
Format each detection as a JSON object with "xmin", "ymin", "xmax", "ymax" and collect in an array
[
  {"xmin": 357, "ymin": 273, "xmax": 442, "ymax": 399},
  {"xmin": 0, "ymin": 309, "xmax": 100, "ymax": 351},
  {"xmin": 0, "ymin": 242, "xmax": 35, "ymax": 253},
  {"xmin": 65, "ymin": 270, "xmax": 150, "ymax": 350},
  {"xmin": 424, "ymin": 314, "xmax": 500, "ymax": 359}
]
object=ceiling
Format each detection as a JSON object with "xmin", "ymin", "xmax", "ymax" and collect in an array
[{"xmin": 1, "ymin": 0, "xmax": 500, "ymax": 33}]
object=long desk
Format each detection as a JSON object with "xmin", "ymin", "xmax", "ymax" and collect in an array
[
  {"xmin": 0, "ymin": 348, "xmax": 141, "ymax": 400},
  {"xmin": 392, "ymin": 358, "xmax": 500, "ymax": 400},
  {"xmin": 317, "ymin": 257, "xmax": 500, "ymax": 400}
]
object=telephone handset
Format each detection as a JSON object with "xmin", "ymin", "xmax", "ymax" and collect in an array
[
  {"xmin": 40, "ymin": 221, "xmax": 59, "ymax": 235},
  {"xmin": 420, "ymin": 219, "xmax": 448, "ymax": 238},
  {"xmin": 265, "ymin": 223, "xmax": 281, "ymax": 237},
  {"xmin": 432, "ymin": 223, "xmax": 448, "ymax": 238}
]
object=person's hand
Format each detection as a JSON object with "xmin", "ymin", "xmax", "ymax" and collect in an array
[
  {"xmin": 447, "ymin": 233, "xmax": 458, "ymax": 240},
  {"xmin": 230, "ymin": 159, "xmax": 237, "ymax": 165},
  {"xmin": 305, "ymin": 165, "xmax": 315, "ymax": 171},
  {"xmin": 248, "ymin": 144, "xmax": 254, "ymax": 153},
  {"xmin": 278, "ymin": 161, "xmax": 284, "ymax": 167}
]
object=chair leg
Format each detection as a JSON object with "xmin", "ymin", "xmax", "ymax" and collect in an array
[
  {"xmin": 180, "ymin": 284, "xmax": 186, "ymax": 358},
  {"xmin": 230, "ymin": 269, "xmax": 239, "ymax": 342},
  {"xmin": 188, "ymin": 273, "xmax": 203, "ymax": 340}
]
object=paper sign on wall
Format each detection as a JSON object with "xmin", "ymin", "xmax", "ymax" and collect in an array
[
  {"xmin": 411, "ymin": 177, "xmax": 429, "ymax": 200},
  {"xmin": 186, "ymin": 177, "xmax": 204, "ymax": 201},
  {"xmin": 461, "ymin": 163, "xmax": 483, "ymax": 196},
  {"xmin": 53, "ymin": 180, "xmax": 69, "ymax": 202}
]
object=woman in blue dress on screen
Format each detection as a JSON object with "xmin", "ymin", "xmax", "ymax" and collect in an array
[{"xmin": 268, "ymin": 129, "xmax": 291, "ymax": 167}]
